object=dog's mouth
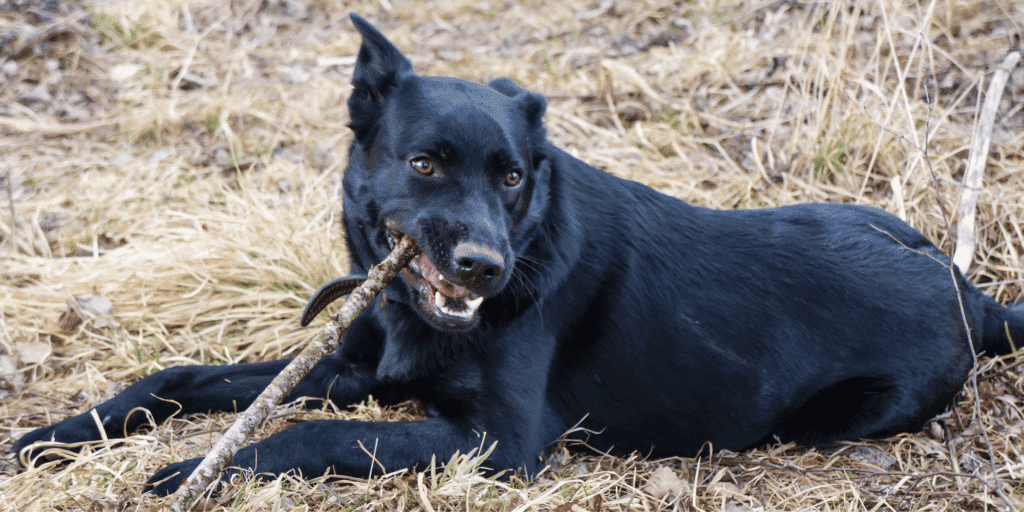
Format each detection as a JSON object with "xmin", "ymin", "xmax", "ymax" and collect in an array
[{"xmin": 386, "ymin": 228, "xmax": 484, "ymax": 328}]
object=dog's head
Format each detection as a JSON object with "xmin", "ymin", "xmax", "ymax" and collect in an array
[{"xmin": 342, "ymin": 14, "xmax": 550, "ymax": 332}]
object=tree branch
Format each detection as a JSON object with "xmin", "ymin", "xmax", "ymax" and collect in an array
[
  {"xmin": 952, "ymin": 51, "xmax": 1021, "ymax": 272},
  {"xmin": 168, "ymin": 235, "xmax": 420, "ymax": 512}
]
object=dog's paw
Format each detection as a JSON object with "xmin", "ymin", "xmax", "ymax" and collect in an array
[
  {"xmin": 145, "ymin": 458, "xmax": 202, "ymax": 496},
  {"xmin": 146, "ymin": 458, "xmax": 244, "ymax": 497},
  {"xmin": 15, "ymin": 413, "xmax": 108, "ymax": 465}
]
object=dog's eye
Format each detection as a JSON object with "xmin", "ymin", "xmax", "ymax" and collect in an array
[
  {"xmin": 410, "ymin": 157, "xmax": 434, "ymax": 176},
  {"xmin": 504, "ymin": 169, "xmax": 523, "ymax": 187}
]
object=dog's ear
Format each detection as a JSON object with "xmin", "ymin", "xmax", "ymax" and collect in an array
[
  {"xmin": 488, "ymin": 77, "xmax": 526, "ymax": 97},
  {"xmin": 350, "ymin": 14, "xmax": 413, "ymax": 100},
  {"xmin": 348, "ymin": 14, "xmax": 414, "ymax": 145},
  {"xmin": 488, "ymin": 77, "xmax": 546, "ymax": 126}
]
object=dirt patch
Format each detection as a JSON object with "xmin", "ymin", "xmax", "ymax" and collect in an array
[{"xmin": 2, "ymin": 0, "xmax": 1023, "ymax": 510}]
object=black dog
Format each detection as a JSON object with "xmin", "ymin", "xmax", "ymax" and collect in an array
[{"xmin": 17, "ymin": 14, "xmax": 1024, "ymax": 496}]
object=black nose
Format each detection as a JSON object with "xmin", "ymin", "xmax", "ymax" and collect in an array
[{"xmin": 452, "ymin": 242, "xmax": 505, "ymax": 289}]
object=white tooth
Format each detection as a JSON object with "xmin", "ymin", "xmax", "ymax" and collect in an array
[
  {"xmin": 434, "ymin": 291, "xmax": 445, "ymax": 309},
  {"xmin": 465, "ymin": 295, "xmax": 484, "ymax": 312},
  {"xmin": 440, "ymin": 302, "xmax": 470, "ymax": 319}
]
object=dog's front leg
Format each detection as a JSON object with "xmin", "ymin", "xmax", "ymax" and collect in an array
[
  {"xmin": 146, "ymin": 316, "xmax": 565, "ymax": 495},
  {"xmin": 144, "ymin": 417, "xmax": 473, "ymax": 494},
  {"xmin": 145, "ymin": 411, "xmax": 547, "ymax": 496},
  {"xmin": 15, "ymin": 352, "xmax": 374, "ymax": 464}
]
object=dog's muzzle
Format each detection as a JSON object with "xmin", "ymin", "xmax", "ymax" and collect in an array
[{"xmin": 386, "ymin": 228, "xmax": 485, "ymax": 328}]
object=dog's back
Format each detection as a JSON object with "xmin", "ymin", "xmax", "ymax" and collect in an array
[{"xmin": 536, "ymin": 145, "xmax": 1021, "ymax": 454}]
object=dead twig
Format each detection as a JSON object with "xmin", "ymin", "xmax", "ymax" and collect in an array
[
  {"xmin": 952, "ymin": 51, "xmax": 1021, "ymax": 272},
  {"xmin": 167, "ymin": 235, "xmax": 420, "ymax": 512},
  {"xmin": 4, "ymin": 167, "xmax": 14, "ymax": 253}
]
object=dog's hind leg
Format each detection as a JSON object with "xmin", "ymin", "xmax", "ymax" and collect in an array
[{"xmin": 768, "ymin": 375, "xmax": 905, "ymax": 446}]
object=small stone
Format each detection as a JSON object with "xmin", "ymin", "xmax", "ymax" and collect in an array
[
  {"xmin": 19, "ymin": 83, "xmax": 53, "ymax": 104},
  {"xmin": 1, "ymin": 59, "xmax": 17, "ymax": 75}
]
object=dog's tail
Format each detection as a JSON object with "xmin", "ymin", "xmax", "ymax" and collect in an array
[{"xmin": 981, "ymin": 299, "xmax": 1024, "ymax": 356}]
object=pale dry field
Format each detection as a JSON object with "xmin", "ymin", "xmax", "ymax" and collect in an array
[{"xmin": 2, "ymin": 0, "xmax": 1024, "ymax": 510}]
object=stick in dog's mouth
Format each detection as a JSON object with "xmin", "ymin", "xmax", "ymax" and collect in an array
[{"xmin": 385, "ymin": 228, "xmax": 484, "ymax": 326}]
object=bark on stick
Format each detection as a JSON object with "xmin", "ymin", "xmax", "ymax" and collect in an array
[
  {"xmin": 952, "ymin": 51, "xmax": 1020, "ymax": 272},
  {"xmin": 168, "ymin": 235, "xmax": 420, "ymax": 512}
]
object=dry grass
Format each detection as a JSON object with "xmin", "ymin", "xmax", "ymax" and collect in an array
[{"xmin": 2, "ymin": 0, "xmax": 1023, "ymax": 510}]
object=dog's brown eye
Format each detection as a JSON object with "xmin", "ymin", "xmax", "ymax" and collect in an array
[
  {"xmin": 504, "ymin": 169, "xmax": 523, "ymax": 187},
  {"xmin": 410, "ymin": 157, "xmax": 434, "ymax": 176}
]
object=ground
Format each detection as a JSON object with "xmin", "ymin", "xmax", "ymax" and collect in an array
[{"xmin": 2, "ymin": 0, "xmax": 1024, "ymax": 510}]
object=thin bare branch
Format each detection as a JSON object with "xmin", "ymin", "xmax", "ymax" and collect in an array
[
  {"xmin": 168, "ymin": 236, "xmax": 420, "ymax": 512},
  {"xmin": 952, "ymin": 52, "xmax": 1021, "ymax": 272}
]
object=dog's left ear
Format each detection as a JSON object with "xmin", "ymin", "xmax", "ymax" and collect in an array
[
  {"xmin": 489, "ymin": 77, "xmax": 546, "ymax": 126},
  {"xmin": 348, "ymin": 14, "xmax": 414, "ymax": 146}
]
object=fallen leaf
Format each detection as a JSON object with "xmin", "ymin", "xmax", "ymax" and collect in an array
[
  {"xmin": 724, "ymin": 500, "xmax": 760, "ymax": 512},
  {"xmin": 551, "ymin": 500, "xmax": 579, "ymax": 512},
  {"xmin": 58, "ymin": 294, "xmax": 119, "ymax": 333},
  {"xmin": 849, "ymin": 446, "xmax": 897, "ymax": 469},
  {"xmin": 0, "ymin": 354, "xmax": 22, "ymax": 397},
  {"xmin": 708, "ymin": 481, "xmax": 742, "ymax": 497},
  {"xmin": 15, "ymin": 341, "xmax": 51, "ymax": 365},
  {"xmin": 644, "ymin": 466, "xmax": 690, "ymax": 498}
]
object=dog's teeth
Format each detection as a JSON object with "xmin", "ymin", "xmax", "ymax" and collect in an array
[
  {"xmin": 434, "ymin": 291, "xmax": 446, "ymax": 309},
  {"xmin": 439, "ymin": 301, "xmax": 472, "ymax": 319},
  {"xmin": 466, "ymin": 295, "xmax": 484, "ymax": 312}
]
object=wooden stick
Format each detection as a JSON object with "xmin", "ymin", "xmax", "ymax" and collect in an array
[
  {"xmin": 952, "ymin": 51, "xmax": 1020, "ymax": 272},
  {"xmin": 168, "ymin": 235, "xmax": 420, "ymax": 512}
]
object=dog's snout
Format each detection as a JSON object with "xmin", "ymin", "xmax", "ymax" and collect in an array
[{"xmin": 452, "ymin": 242, "xmax": 505, "ymax": 288}]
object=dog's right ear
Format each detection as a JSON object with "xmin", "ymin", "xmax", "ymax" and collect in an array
[
  {"xmin": 348, "ymin": 14, "xmax": 414, "ymax": 145},
  {"xmin": 488, "ymin": 77, "xmax": 546, "ymax": 126}
]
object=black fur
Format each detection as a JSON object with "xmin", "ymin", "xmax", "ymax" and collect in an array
[{"xmin": 16, "ymin": 14, "xmax": 1024, "ymax": 496}]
